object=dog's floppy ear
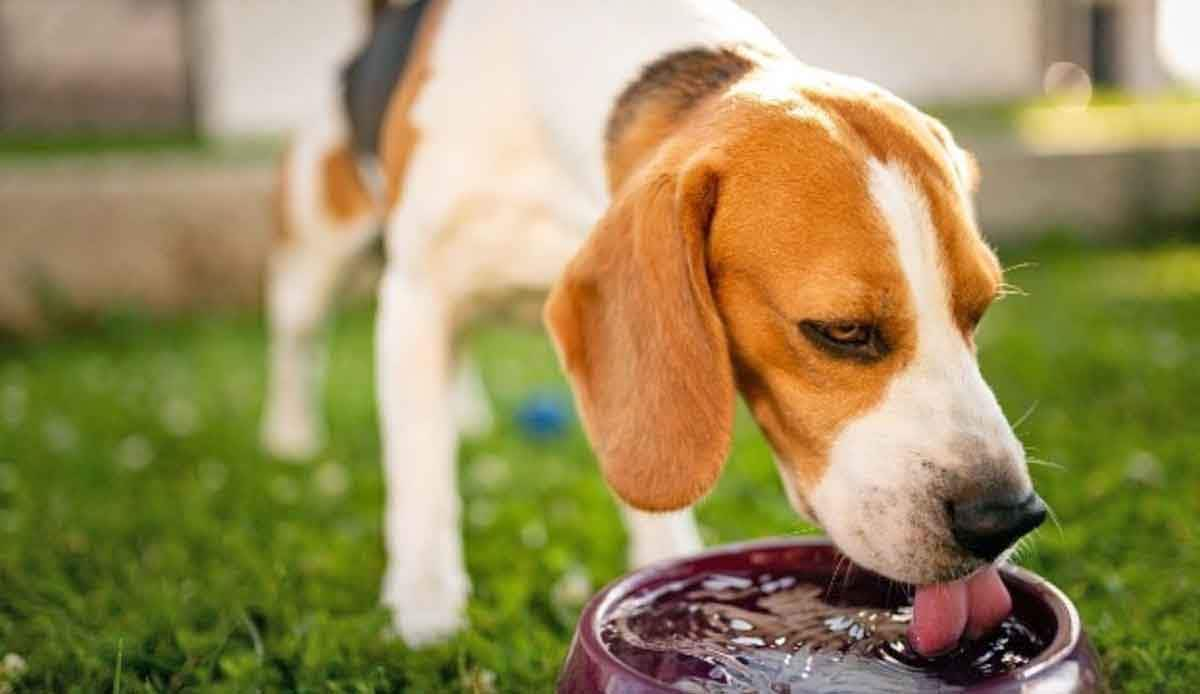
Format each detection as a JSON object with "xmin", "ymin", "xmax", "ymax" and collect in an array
[
  {"xmin": 925, "ymin": 116, "xmax": 980, "ymax": 193},
  {"xmin": 544, "ymin": 157, "xmax": 733, "ymax": 512}
]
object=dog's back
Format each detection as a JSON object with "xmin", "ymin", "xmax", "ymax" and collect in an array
[{"xmin": 492, "ymin": 0, "xmax": 789, "ymax": 206}]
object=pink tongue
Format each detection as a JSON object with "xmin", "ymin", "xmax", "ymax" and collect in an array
[{"xmin": 909, "ymin": 566, "xmax": 1012, "ymax": 656}]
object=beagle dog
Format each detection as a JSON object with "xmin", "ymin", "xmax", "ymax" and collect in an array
[{"xmin": 260, "ymin": 0, "xmax": 1046, "ymax": 655}]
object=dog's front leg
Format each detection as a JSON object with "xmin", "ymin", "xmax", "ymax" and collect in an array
[
  {"xmin": 376, "ymin": 268, "xmax": 469, "ymax": 646},
  {"xmin": 622, "ymin": 505, "xmax": 704, "ymax": 568}
]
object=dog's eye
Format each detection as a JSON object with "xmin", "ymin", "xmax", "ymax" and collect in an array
[
  {"xmin": 822, "ymin": 323, "xmax": 870, "ymax": 344},
  {"xmin": 799, "ymin": 321, "xmax": 886, "ymax": 361}
]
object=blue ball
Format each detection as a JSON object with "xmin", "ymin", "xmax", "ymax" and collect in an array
[{"xmin": 515, "ymin": 392, "xmax": 573, "ymax": 440}]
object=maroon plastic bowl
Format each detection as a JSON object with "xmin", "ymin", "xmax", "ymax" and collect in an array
[{"xmin": 558, "ymin": 537, "xmax": 1102, "ymax": 693}]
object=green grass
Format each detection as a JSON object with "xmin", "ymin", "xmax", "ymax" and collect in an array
[
  {"xmin": 1, "ymin": 238, "xmax": 1198, "ymax": 692},
  {"xmin": 0, "ymin": 132, "xmax": 282, "ymax": 167},
  {"xmin": 0, "ymin": 131, "xmax": 206, "ymax": 159}
]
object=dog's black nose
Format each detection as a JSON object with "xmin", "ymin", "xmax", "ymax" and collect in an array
[{"xmin": 950, "ymin": 492, "xmax": 1047, "ymax": 561}]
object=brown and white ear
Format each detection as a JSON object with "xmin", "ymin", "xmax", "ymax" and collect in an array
[
  {"xmin": 925, "ymin": 116, "xmax": 981, "ymax": 193},
  {"xmin": 952, "ymin": 146, "xmax": 981, "ymax": 194},
  {"xmin": 544, "ymin": 160, "xmax": 734, "ymax": 512}
]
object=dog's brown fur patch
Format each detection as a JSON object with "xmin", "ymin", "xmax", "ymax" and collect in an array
[
  {"xmin": 799, "ymin": 91, "xmax": 1000, "ymax": 335},
  {"xmin": 702, "ymin": 91, "xmax": 918, "ymax": 490},
  {"xmin": 320, "ymin": 145, "xmax": 374, "ymax": 223}
]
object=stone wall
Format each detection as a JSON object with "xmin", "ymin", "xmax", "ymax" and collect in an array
[
  {"xmin": 0, "ymin": 159, "xmax": 272, "ymax": 334},
  {"xmin": 0, "ymin": 0, "xmax": 191, "ymax": 132},
  {"xmin": 977, "ymin": 143, "xmax": 1200, "ymax": 240}
]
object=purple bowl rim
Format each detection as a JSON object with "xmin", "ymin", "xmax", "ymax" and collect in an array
[{"xmin": 573, "ymin": 536, "xmax": 1083, "ymax": 690}]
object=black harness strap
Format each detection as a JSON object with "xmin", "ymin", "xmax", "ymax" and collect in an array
[{"xmin": 342, "ymin": 0, "xmax": 433, "ymax": 159}]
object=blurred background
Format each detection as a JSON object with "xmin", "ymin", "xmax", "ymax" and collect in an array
[
  {"xmin": 1, "ymin": 0, "xmax": 1199, "ymax": 332},
  {"xmin": 1, "ymin": 1, "xmax": 1198, "ymax": 691}
]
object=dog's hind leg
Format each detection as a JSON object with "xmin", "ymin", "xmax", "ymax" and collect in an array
[
  {"xmin": 261, "ymin": 129, "xmax": 379, "ymax": 460},
  {"xmin": 451, "ymin": 356, "xmax": 493, "ymax": 438}
]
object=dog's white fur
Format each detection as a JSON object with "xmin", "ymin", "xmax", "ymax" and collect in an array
[{"xmin": 261, "ymin": 0, "xmax": 1032, "ymax": 645}]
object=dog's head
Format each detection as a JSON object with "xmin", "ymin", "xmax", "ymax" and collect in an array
[{"xmin": 545, "ymin": 64, "xmax": 1041, "ymax": 585}]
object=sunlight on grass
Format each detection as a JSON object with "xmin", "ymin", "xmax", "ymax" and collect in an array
[
  {"xmin": 1017, "ymin": 101, "xmax": 1200, "ymax": 153},
  {"xmin": 929, "ymin": 90, "xmax": 1200, "ymax": 152}
]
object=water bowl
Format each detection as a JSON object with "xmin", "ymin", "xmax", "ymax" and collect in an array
[{"xmin": 558, "ymin": 537, "xmax": 1102, "ymax": 693}]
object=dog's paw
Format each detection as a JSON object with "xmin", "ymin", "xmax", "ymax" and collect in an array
[
  {"xmin": 381, "ymin": 568, "xmax": 470, "ymax": 647},
  {"xmin": 386, "ymin": 603, "xmax": 467, "ymax": 647},
  {"xmin": 260, "ymin": 413, "xmax": 322, "ymax": 461}
]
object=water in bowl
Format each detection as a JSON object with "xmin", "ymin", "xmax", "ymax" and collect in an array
[{"xmin": 600, "ymin": 569, "xmax": 1048, "ymax": 693}]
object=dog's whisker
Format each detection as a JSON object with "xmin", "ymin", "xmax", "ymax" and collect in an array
[
  {"xmin": 1002, "ymin": 261, "xmax": 1039, "ymax": 273},
  {"xmin": 1008, "ymin": 538, "xmax": 1024, "ymax": 565},
  {"xmin": 1027, "ymin": 456, "xmax": 1065, "ymax": 471},
  {"xmin": 1009, "ymin": 535, "xmax": 1035, "ymax": 566},
  {"xmin": 1010, "ymin": 400, "xmax": 1039, "ymax": 431},
  {"xmin": 827, "ymin": 555, "xmax": 850, "ymax": 598},
  {"xmin": 841, "ymin": 557, "xmax": 856, "ymax": 596},
  {"xmin": 889, "ymin": 578, "xmax": 914, "ymax": 605},
  {"xmin": 996, "ymin": 282, "xmax": 1029, "ymax": 298},
  {"xmin": 1043, "ymin": 501, "xmax": 1064, "ymax": 537},
  {"xmin": 834, "ymin": 556, "xmax": 850, "ymax": 594},
  {"xmin": 825, "ymin": 557, "xmax": 840, "ymax": 595}
]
